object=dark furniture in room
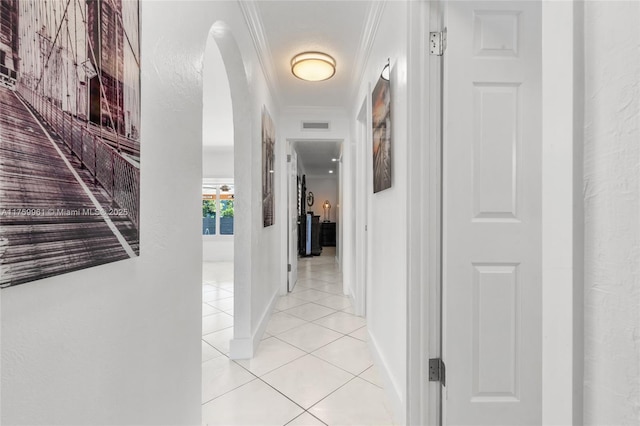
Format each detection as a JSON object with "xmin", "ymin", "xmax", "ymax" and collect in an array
[
  {"xmin": 310, "ymin": 215, "xmax": 321, "ymax": 255},
  {"xmin": 298, "ymin": 216, "xmax": 306, "ymax": 255},
  {"xmin": 299, "ymin": 213, "xmax": 322, "ymax": 256},
  {"xmin": 320, "ymin": 222, "xmax": 336, "ymax": 247}
]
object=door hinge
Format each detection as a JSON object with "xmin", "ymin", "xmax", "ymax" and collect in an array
[
  {"xmin": 429, "ymin": 30, "xmax": 447, "ymax": 56},
  {"xmin": 429, "ymin": 358, "xmax": 446, "ymax": 385},
  {"xmin": 287, "ymin": 154, "xmax": 292, "ymax": 162},
  {"xmin": 288, "ymin": 263, "xmax": 292, "ymax": 272}
]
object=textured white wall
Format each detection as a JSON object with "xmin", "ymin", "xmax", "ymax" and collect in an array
[
  {"xmin": 349, "ymin": 2, "xmax": 409, "ymax": 422},
  {"xmin": 1, "ymin": 1, "xmax": 211, "ymax": 423},
  {"xmin": 0, "ymin": 0, "xmax": 280, "ymax": 423},
  {"xmin": 583, "ymin": 2, "xmax": 640, "ymax": 424}
]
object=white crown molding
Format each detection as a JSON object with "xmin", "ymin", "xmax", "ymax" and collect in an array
[
  {"xmin": 240, "ymin": 0, "xmax": 384, "ymax": 114},
  {"xmin": 238, "ymin": 0, "xmax": 283, "ymax": 111},
  {"xmin": 348, "ymin": 0, "xmax": 386, "ymax": 112}
]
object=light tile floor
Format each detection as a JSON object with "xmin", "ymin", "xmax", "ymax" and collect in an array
[{"xmin": 201, "ymin": 248, "xmax": 396, "ymax": 426}]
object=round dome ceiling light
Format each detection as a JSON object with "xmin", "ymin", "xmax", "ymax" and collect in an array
[{"xmin": 291, "ymin": 52, "xmax": 336, "ymax": 82}]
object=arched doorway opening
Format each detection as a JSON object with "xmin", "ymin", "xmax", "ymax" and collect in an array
[
  {"xmin": 201, "ymin": 21, "xmax": 237, "ymax": 364},
  {"xmin": 200, "ymin": 22, "xmax": 254, "ymax": 411}
]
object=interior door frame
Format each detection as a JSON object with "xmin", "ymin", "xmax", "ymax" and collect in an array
[
  {"xmin": 406, "ymin": 0, "xmax": 442, "ymax": 425},
  {"xmin": 407, "ymin": 1, "xmax": 584, "ymax": 425},
  {"xmin": 355, "ymin": 99, "xmax": 370, "ymax": 317},
  {"xmin": 286, "ymin": 140, "xmax": 298, "ymax": 293},
  {"xmin": 283, "ymin": 138, "xmax": 345, "ymax": 295}
]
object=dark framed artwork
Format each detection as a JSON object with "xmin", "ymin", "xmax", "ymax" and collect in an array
[
  {"xmin": 0, "ymin": 0, "xmax": 140, "ymax": 287},
  {"xmin": 262, "ymin": 106, "xmax": 275, "ymax": 227},
  {"xmin": 372, "ymin": 72, "xmax": 392, "ymax": 193}
]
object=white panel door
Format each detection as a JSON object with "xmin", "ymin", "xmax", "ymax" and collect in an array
[
  {"xmin": 288, "ymin": 149, "xmax": 298, "ymax": 292},
  {"xmin": 442, "ymin": 1, "xmax": 542, "ymax": 425}
]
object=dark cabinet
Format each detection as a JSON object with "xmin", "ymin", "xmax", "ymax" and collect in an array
[
  {"xmin": 320, "ymin": 222, "xmax": 336, "ymax": 247},
  {"xmin": 299, "ymin": 214, "xmax": 322, "ymax": 256}
]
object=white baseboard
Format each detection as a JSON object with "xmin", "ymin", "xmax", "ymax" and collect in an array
[
  {"xmin": 368, "ymin": 330, "xmax": 406, "ymax": 425},
  {"xmin": 229, "ymin": 287, "xmax": 279, "ymax": 360},
  {"xmin": 228, "ymin": 336, "xmax": 251, "ymax": 359}
]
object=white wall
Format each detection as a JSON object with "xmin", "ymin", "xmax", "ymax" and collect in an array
[
  {"xmin": 202, "ymin": 31, "xmax": 233, "ymax": 149},
  {"xmin": 348, "ymin": 2, "xmax": 409, "ymax": 422},
  {"xmin": 203, "ymin": 236, "xmax": 234, "ymax": 263},
  {"xmin": 583, "ymin": 2, "xmax": 640, "ymax": 424},
  {"xmin": 1, "ymin": 2, "xmax": 210, "ymax": 423},
  {"xmin": 203, "ymin": 146, "xmax": 234, "ymax": 179},
  {"xmin": 281, "ymin": 106, "xmax": 349, "ymax": 141},
  {"xmin": 305, "ymin": 177, "xmax": 338, "ymax": 222},
  {"xmin": 0, "ymin": 1, "xmax": 281, "ymax": 423}
]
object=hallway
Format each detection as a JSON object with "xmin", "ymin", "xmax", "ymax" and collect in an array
[
  {"xmin": 201, "ymin": 249, "xmax": 396, "ymax": 425},
  {"xmin": 1, "ymin": 1, "xmax": 637, "ymax": 424}
]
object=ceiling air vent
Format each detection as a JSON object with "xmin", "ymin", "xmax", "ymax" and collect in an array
[{"xmin": 301, "ymin": 121, "xmax": 330, "ymax": 131}]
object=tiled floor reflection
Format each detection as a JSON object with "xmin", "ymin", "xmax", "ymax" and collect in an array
[{"xmin": 201, "ymin": 248, "xmax": 396, "ymax": 425}]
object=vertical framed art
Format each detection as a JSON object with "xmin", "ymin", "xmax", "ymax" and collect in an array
[
  {"xmin": 372, "ymin": 70, "xmax": 392, "ymax": 193},
  {"xmin": 262, "ymin": 106, "xmax": 275, "ymax": 227},
  {"xmin": 0, "ymin": 0, "xmax": 140, "ymax": 287}
]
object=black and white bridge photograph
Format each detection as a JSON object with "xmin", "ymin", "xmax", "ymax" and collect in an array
[{"xmin": 0, "ymin": 0, "xmax": 140, "ymax": 287}]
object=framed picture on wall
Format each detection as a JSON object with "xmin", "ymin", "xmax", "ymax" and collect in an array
[
  {"xmin": 372, "ymin": 69, "xmax": 392, "ymax": 193},
  {"xmin": 262, "ymin": 106, "xmax": 276, "ymax": 227},
  {"xmin": 0, "ymin": 0, "xmax": 141, "ymax": 287}
]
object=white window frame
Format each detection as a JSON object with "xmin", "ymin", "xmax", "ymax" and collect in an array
[{"xmin": 202, "ymin": 178, "xmax": 234, "ymax": 240}]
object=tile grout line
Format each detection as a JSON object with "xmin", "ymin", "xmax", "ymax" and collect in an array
[
  {"xmin": 279, "ymin": 301, "xmax": 359, "ymax": 323},
  {"xmin": 203, "ymin": 254, "xmax": 378, "ymax": 424},
  {"xmin": 304, "ymin": 375, "xmax": 362, "ymax": 418},
  {"xmin": 283, "ymin": 410, "xmax": 328, "ymax": 426},
  {"xmin": 206, "ymin": 348, "xmax": 323, "ymax": 424},
  {"xmin": 306, "ymin": 348, "xmax": 373, "ymax": 378},
  {"xmin": 265, "ymin": 322, "xmax": 372, "ymax": 378},
  {"xmin": 200, "ymin": 381, "xmax": 258, "ymax": 407},
  {"xmin": 200, "ymin": 369, "xmax": 262, "ymax": 406}
]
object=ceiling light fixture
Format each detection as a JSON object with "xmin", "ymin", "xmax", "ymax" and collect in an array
[
  {"xmin": 329, "ymin": 170, "xmax": 334, "ymax": 174},
  {"xmin": 291, "ymin": 52, "xmax": 336, "ymax": 82}
]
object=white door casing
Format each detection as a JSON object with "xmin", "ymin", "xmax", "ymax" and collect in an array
[
  {"xmin": 288, "ymin": 146, "xmax": 298, "ymax": 292},
  {"xmin": 355, "ymin": 99, "xmax": 369, "ymax": 317},
  {"xmin": 443, "ymin": 1, "xmax": 542, "ymax": 425}
]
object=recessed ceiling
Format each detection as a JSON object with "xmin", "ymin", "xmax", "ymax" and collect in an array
[
  {"xmin": 295, "ymin": 140, "xmax": 341, "ymax": 177},
  {"xmin": 255, "ymin": 0, "xmax": 373, "ymax": 109}
]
